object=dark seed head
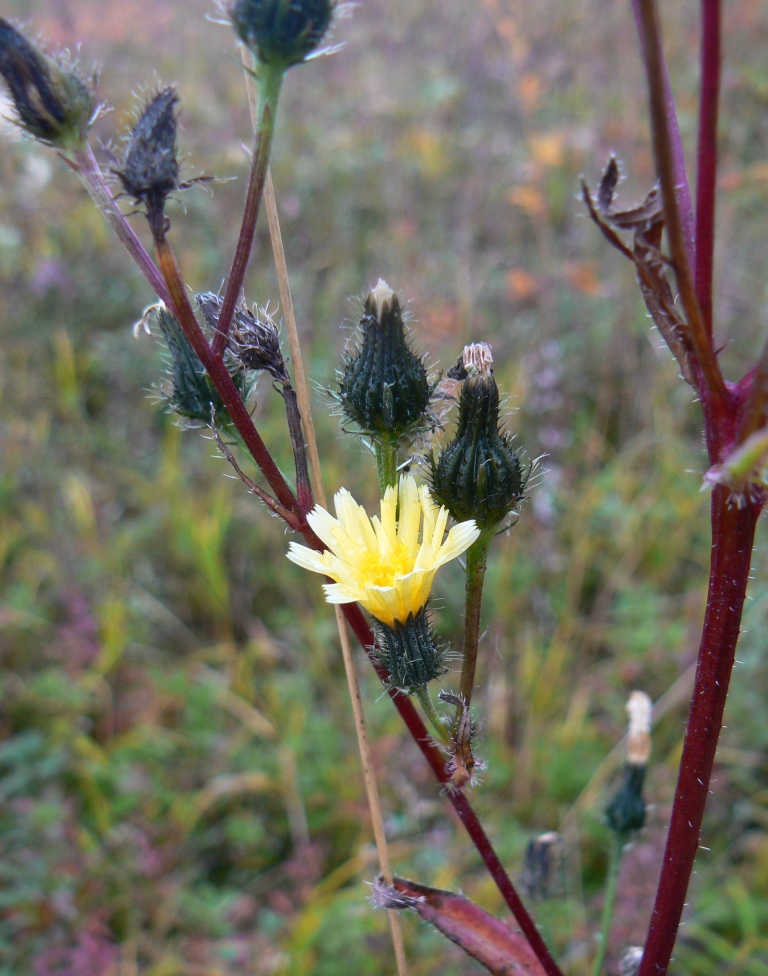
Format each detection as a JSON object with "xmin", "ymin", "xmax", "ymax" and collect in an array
[
  {"xmin": 197, "ymin": 292, "xmax": 288, "ymax": 383},
  {"xmin": 0, "ymin": 19, "xmax": 93, "ymax": 151},
  {"xmin": 115, "ymin": 88, "xmax": 179, "ymax": 227},
  {"xmin": 230, "ymin": 0, "xmax": 334, "ymax": 69}
]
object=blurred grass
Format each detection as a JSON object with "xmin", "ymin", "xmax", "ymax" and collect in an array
[{"xmin": 1, "ymin": 0, "xmax": 768, "ymax": 973}]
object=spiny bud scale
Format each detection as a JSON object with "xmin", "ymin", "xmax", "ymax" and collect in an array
[
  {"xmin": 230, "ymin": 0, "xmax": 333, "ymax": 69},
  {"xmin": 375, "ymin": 610, "xmax": 445, "ymax": 691}
]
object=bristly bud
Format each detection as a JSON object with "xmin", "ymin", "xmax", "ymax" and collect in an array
[
  {"xmin": 153, "ymin": 305, "xmax": 249, "ymax": 426},
  {"xmin": 432, "ymin": 343, "xmax": 526, "ymax": 530},
  {"xmin": 0, "ymin": 19, "xmax": 93, "ymax": 153},
  {"xmin": 197, "ymin": 292, "xmax": 289, "ymax": 384},
  {"xmin": 115, "ymin": 88, "xmax": 180, "ymax": 232},
  {"xmin": 338, "ymin": 279, "xmax": 431, "ymax": 440},
  {"xmin": 229, "ymin": 0, "xmax": 334, "ymax": 69},
  {"xmin": 375, "ymin": 609, "xmax": 445, "ymax": 692},
  {"xmin": 606, "ymin": 691, "xmax": 652, "ymax": 837}
]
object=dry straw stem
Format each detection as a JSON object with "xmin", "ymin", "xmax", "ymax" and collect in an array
[{"xmin": 240, "ymin": 46, "xmax": 408, "ymax": 975}]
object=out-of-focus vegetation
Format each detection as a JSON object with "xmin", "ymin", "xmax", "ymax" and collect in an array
[{"xmin": 1, "ymin": 0, "xmax": 768, "ymax": 973}]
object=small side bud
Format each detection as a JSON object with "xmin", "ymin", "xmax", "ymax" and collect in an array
[
  {"xmin": 438, "ymin": 691, "xmax": 484, "ymax": 790},
  {"xmin": 197, "ymin": 293, "xmax": 288, "ymax": 383},
  {"xmin": 432, "ymin": 343, "xmax": 526, "ymax": 530},
  {"xmin": 375, "ymin": 609, "xmax": 445, "ymax": 692},
  {"xmin": 606, "ymin": 691, "xmax": 652, "ymax": 837},
  {"xmin": 0, "ymin": 19, "xmax": 93, "ymax": 152},
  {"xmin": 703, "ymin": 427, "xmax": 768, "ymax": 507},
  {"xmin": 153, "ymin": 305, "xmax": 249, "ymax": 426},
  {"xmin": 115, "ymin": 88, "xmax": 180, "ymax": 233},
  {"xmin": 338, "ymin": 279, "xmax": 432, "ymax": 439},
  {"xmin": 229, "ymin": 0, "xmax": 334, "ymax": 69}
]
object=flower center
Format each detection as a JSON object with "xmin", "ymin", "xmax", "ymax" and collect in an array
[{"xmin": 358, "ymin": 539, "xmax": 414, "ymax": 587}]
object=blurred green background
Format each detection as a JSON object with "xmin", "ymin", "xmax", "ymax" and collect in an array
[{"xmin": 2, "ymin": 0, "xmax": 768, "ymax": 973}]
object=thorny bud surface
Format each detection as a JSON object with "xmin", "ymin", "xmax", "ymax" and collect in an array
[
  {"xmin": 115, "ymin": 88, "xmax": 180, "ymax": 232},
  {"xmin": 375, "ymin": 609, "xmax": 446, "ymax": 692},
  {"xmin": 0, "ymin": 18, "xmax": 93, "ymax": 153},
  {"xmin": 432, "ymin": 343, "xmax": 525, "ymax": 530},
  {"xmin": 229, "ymin": 0, "xmax": 333, "ymax": 69},
  {"xmin": 197, "ymin": 292, "xmax": 288, "ymax": 383},
  {"xmin": 338, "ymin": 279, "xmax": 431, "ymax": 439},
  {"xmin": 154, "ymin": 305, "xmax": 248, "ymax": 426}
]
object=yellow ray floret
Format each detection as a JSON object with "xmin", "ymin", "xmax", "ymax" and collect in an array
[{"xmin": 287, "ymin": 475, "xmax": 480, "ymax": 629}]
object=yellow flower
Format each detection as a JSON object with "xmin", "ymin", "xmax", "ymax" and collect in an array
[{"xmin": 287, "ymin": 475, "xmax": 480, "ymax": 628}]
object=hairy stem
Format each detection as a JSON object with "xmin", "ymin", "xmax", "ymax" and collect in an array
[
  {"xmin": 73, "ymin": 144, "xmax": 170, "ymax": 305},
  {"xmin": 694, "ymin": 0, "xmax": 721, "ymax": 339},
  {"xmin": 638, "ymin": 492, "xmax": 760, "ymax": 976},
  {"xmin": 459, "ymin": 530, "xmax": 491, "ymax": 708},
  {"xmin": 415, "ymin": 686, "xmax": 451, "ymax": 744},
  {"xmin": 375, "ymin": 436, "xmax": 399, "ymax": 493},
  {"xmin": 213, "ymin": 63, "xmax": 284, "ymax": 356}
]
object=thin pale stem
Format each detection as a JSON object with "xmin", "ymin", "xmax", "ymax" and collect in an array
[
  {"xmin": 212, "ymin": 60, "xmax": 284, "ymax": 356},
  {"xmin": 415, "ymin": 686, "xmax": 451, "ymax": 745},
  {"xmin": 637, "ymin": 492, "xmax": 760, "ymax": 976},
  {"xmin": 72, "ymin": 144, "xmax": 170, "ymax": 305},
  {"xmin": 591, "ymin": 834, "xmax": 624, "ymax": 976},
  {"xmin": 636, "ymin": 0, "xmax": 727, "ymax": 411},
  {"xmin": 375, "ymin": 436, "xmax": 399, "ymax": 493},
  {"xmin": 694, "ymin": 0, "xmax": 721, "ymax": 339},
  {"xmin": 459, "ymin": 531, "xmax": 491, "ymax": 708}
]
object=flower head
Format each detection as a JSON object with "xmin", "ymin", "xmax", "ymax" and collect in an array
[{"xmin": 287, "ymin": 475, "xmax": 480, "ymax": 628}]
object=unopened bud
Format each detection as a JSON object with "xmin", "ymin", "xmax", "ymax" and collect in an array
[
  {"xmin": 606, "ymin": 691, "xmax": 652, "ymax": 837},
  {"xmin": 0, "ymin": 19, "xmax": 93, "ymax": 152},
  {"xmin": 432, "ymin": 344, "xmax": 526, "ymax": 530},
  {"xmin": 339, "ymin": 279, "xmax": 431, "ymax": 439},
  {"xmin": 116, "ymin": 88, "xmax": 179, "ymax": 231},
  {"xmin": 230, "ymin": 0, "xmax": 334, "ymax": 69},
  {"xmin": 626, "ymin": 690, "xmax": 652, "ymax": 766}
]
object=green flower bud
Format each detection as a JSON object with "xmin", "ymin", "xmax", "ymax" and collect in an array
[
  {"xmin": 605, "ymin": 763, "xmax": 647, "ymax": 837},
  {"xmin": 229, "ymin": 0, "xmax": 333, "ymax": 69},
  {"xmin": 432, "ymin": 343, "xmax": 526, "ymax": 530},
  {"xmin": 375, "ymin": 609, "xmax": 445, "ymax": 691},
  {"xmin": 0, "ymin": 19, "xmax": 93, "ymax": 153},
  {"xmin": 115, "ymin": 88, "xmax": 180, "ymax": 231},
  {"xmin": 339, "ymin": 279, "xmax": 432, "ymax": 439},
  {"xmin": 153, "ymin": 305, "xmax": 250, "ymax": 426}
]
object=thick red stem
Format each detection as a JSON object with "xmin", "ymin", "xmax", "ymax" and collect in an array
[
  {"xmin": 638, "ymin": 491, "xmax": 760, "ymax": 976},
  {"xmin": 694, "ymin": 0, "xmax": 721, "ymax": 339}
]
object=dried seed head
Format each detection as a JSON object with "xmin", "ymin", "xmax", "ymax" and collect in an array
[
  {"xmin": 626, "ymin": 690, "xmax": 652, "ymax": 766},
  {"xmin": 229, "ymin": 0, "xmax": 334, "ymax": 69},
  {"xmin": 115, "ymin": 88, "xmax": 179, "ymax": 229},
  {"xmin": 197, "ymin": 292, "xmax": 288, "ymax": 383},
  {"xmin": 0, "ymin": 19, "xmax": 93, "ymax": 152},
  {"xmin": 432, "ymin": 344, "xmax": 526, "ymax": 530},
  {"xmin": 338, "ymin": 279, "xmax": 431, "ymax": 439},
  {"xmin": 521, "ymin": 832, "xmax": 564, "ymax": 902}
]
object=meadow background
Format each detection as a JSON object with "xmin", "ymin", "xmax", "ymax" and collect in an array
[{"xmin": 1, "ymin": 0, "xmax": 768, "ymax": 972}]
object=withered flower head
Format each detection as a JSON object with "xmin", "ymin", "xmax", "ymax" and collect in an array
[
  {"xmin": 229, "ymin": 0, "xmax": 334, "ymax": 69},
  {"xmin": 197, "ymin": 292, "xmax": 288, "ymax": 383},
  {"xmin": 0, "ymin": 18, "xmax": 93, "ymax": 152},
  {"xmin": 115, "ymin": 87, "xmax": 179, "ymax": 228}
]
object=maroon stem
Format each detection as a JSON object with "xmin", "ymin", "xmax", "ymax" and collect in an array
[
  {"xmin": 630, "ymin": 0, "xmax": 696, "ymax": 265},
  {"xmin": 638, "ymin": 491, "xmax": 760, "ymax": 976},
  {"xmin": 694, "ymin": 0, "xmax": 721, "ymax": 339},
  {"xmin": 341, "ymin": 602, "xmax": 564, "ymax": 976}
]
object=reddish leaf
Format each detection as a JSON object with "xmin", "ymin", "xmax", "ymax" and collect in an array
[{"xmin": 373, "ymin": 877, "xmax": 548, "ymax": 976}]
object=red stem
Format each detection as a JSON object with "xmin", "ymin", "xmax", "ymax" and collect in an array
[
  {"xmin": 694, "ymin": 0, "xmax": 721, "ymax": 339},
  {"xmin": 630, "ymin": 0, "xmax": 696, "ymax": 265},
  {"xmin": 341, "ymin": 602, "xmax": 564, "ymax": 976},
  {"xmin": 638, "ymin": 492, "xmax": 760, "ymax": 976}
]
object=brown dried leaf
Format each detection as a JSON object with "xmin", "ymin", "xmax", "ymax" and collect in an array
[{"xmin": 373, "ymin": 877, "xmax": 548, "ymax": 976}]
